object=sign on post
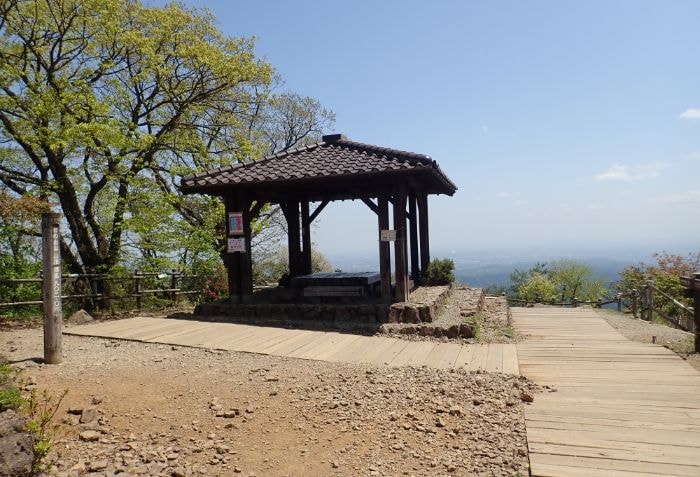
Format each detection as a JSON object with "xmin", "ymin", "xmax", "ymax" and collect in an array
[
  {"xmin": 380, "ymin": 229, "xmax": 397, "ymax": 242},
  {"xmin": 228, "ymin": 212, "xmax": 244, "ymax": 236},
  {"xmin": 41, "ymin": 213, "xmax": 62, "ymax": 364},
  {"xmin": 227, "ymin": 237, "xmax": 246, "ymax": 253}
]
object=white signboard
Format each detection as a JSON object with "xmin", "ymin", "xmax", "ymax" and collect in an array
[
  {"xmin": 380, "ymin": 229, "xmax": 397, "ymax": 242},
  {"xmin": 227, "ymin": 237, "xmax": 246, "ymax": 253}
]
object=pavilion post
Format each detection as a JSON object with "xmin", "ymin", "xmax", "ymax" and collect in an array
[
  {"xmin": 224, "ymin": 194, "xmax": 242, "ymax": 301},
  {"xmin": 284, "ymin": 200, "xmax": 302, "ymax": 277},
  {"xmin": 240, "ymin": 191, "xmax": 253, "ymax": 298},
  {"xmin": 408, "ymin": 190, "xmax": 420, "ymax": 285},
  {"xmin": 301, "ymin": 200, "xmax": 312, "ymax": 275},
  {"xmin": 377, "ymin": 195, "xmax": 392, "ymax": 301},
  {"xmin": 393, "ymin": 184, "xmax": 409, "ymax": 302},
  {"xmin": 417, "ymin": 191, "xmax": 430, "ymax": 278}
]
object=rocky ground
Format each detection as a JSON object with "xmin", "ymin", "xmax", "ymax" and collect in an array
[
  {"xmin": 1, "ymin": 325, "xmax": 540, "ymax": 477},
  {"xmin": 599, "ymin": 309, "xmax": 700, "ymax": 371},
  {"xmin": 381, "ymin": 290, "xmax": 520, "ymax": 345}
]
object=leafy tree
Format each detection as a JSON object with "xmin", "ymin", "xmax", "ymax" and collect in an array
[
  {"xmin": 548, "ymin": 259, "xmax": 606, "ymax": 302},
  {"xmin": 516, "ymin": 272, "xmax": 557, "ymax": 302},
  {"xmin": 253, "ymin": 246, "xmax": 333, "ymax": 286},
  {"xmin": 618, "ymin": 252, "xmax": 699, "ymax": 319},
  {"xmin": 0, "ymin": 0, "xmax": 335, "ymax": 302},
  {"xmin": 508, "ymin": 262, "xmax": 548, "ymax": 295},
  {"xmin": 423, "ymin": 258, "xmax": 456, "ymax": 286}
]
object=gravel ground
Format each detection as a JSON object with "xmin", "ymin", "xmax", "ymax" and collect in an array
[
  {"xmin": 1, "ymin": 325, "xmax": 540, "ymax": 477},
  {"xmin": 478, "ymin": 299, "xmax": 521, "ymax": 345},
  {"xmin": 599, "ymin": 310, "xmax": 700, "ymax": 371}
]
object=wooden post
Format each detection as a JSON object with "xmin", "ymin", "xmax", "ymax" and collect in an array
[
  {"xmin": 572, "ymin": 297, "xmax": 578, "ymax": 308},
  {"xmin": 393, "ymin": 184, "xmax": 409, "ymax": 302},
  {"xmin": 240, "ymin": 192, "xmax": 253, "ymax": 298},
  {"xmin": 224, "ymin": 194, "xmax": 242, "ymax": 301},
  {"xmin": 377, "ymin": 195, "xmax": 392, "ymax": 301},
  {"xmin": 284, "ymin": 200, "xmax": 302, "ymax": 278},
  {"xmin": 694, "ymin": 273, "xmax": 700, "ymax": 352},
  {"xmin": 135, "ymin": 270, "xmax": 142, "ymax": 310},
  {"xmin": 408, "ymin": 191, "xmax": 419, "ymax": 285},
  {"xmin": 616, "ymin": 293, "xmax": 622, "ymax": 312},
  {"xmin": 631, "ymin": 289, "xmax": 638, "ymax": 318},
  {"xmin": 417, "ymin": 191, "xmax": 430, "ymax": 279},
  {"xmin": 170, "ymin": 272, "xmax": 179, "ymax": 303},
  {"xmin": 644, "ymin": 282, "xmax": 653, "ymax": 321},
  {"xmin": 301, "ymin": 200, "xmax": 312, "ymax": 275},
  {"xmin": 41, "ymin": 212, "xmax": 62, "ymax": 364}
]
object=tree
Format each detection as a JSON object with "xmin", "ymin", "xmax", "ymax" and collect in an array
[
  {"xmin": 548, "ymin": 259, "xmax": 606, "ymax": 302},
  {"xmin": 509, "ymin": 262, "xmax": 548, "ymax": 296},
  {"xmin": 253, "ymin": 246, "xmax": 333, "ymax": 286},
  {"xmin": 0, "ymin": 0, "xmax": 335, "ymax": 300},
  {"xmin": 618, "ymin": 252, "xmax": 699, "ymax": 318},
  {"xmin": 516, "ymin": 273, "xmax": 557, "ymax": 302},
  {"xmin": 0, "ymin": 0, "xmax": 272, "ymax": 276}
]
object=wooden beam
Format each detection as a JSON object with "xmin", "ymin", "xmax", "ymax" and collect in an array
[
  {"xmin": 361, "ymin": 197, "xmax": 380, "ymax": 215},
  {"xmin": 393, "ymin": 184, "xmax": 409, "ymax": 302},
  {"xmin": 249, "ymin": 200, "xmax": 266, "ymax": 219},
  {"xmin": 408, "ymin": 191, "xmax": 420, "ymax": 285},
  {"xmin": 301, "ymin": 200, "xmax": 312, "ymax": 275},
  {"xmin": 309, "ymin": 200, "xmax": 329, "ymax": 223},
  {"xmin": 41, "ymin": 212, "xmax": 63, "ymax": 364},
  {"xmin": 417, "ymin": 192, "xmax": 430, "ymax": 276},
  {"xmin": 378, "ymin": 195, "xmax": 392, "ymax": 302}
]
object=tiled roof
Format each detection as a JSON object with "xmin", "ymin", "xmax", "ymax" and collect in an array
[{"xmin": 179, "ymin": 134, "xmax": 457, "ymax": 194}]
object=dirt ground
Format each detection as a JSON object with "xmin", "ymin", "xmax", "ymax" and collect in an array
[{"xmin": 1, "ymin": 325, "xmax": 538, "ymax": 477}]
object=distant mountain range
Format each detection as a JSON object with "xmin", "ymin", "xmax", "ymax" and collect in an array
[{"xmin": 326, "ymin": 252, "xmax": 637, "ymax": 289}]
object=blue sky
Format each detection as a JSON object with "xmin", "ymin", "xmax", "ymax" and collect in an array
[{"xmin": 170, "ymin": 1, "xmax": 699, "ymax": 259}]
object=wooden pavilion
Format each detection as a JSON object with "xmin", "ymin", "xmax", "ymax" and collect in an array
[{"xmin": 180, "ymin": 134, "xmax": 457, "ymax": 304}]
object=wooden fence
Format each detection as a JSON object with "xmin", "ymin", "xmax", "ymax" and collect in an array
[
  {"xmin": 507, "ymin": 280, "xmax": 696, "ymax": 333},
  {"xmin": 0, "ymin": 271, "xmax": 201, "ymax": 310}
]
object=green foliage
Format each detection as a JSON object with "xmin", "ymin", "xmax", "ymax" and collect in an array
[
  {"xmin": 423, "ymin": 258, "xmax": 456, "ymax": 286},
  {"xmin": 618, "ymin": 252, "xmax": 699, "ymax": 320},
  {"xmin": 25, "ymin": 388, "xmax": 67, "ymax": 474},
  {"xmin": 516, "ymin": 272, "xmax": 558, "ymax": 302},
  {"xmin": 0, "ymin": 0, "xmax": 334, "ymax": 301},
  {"xmin": 253, "ymin": 246, "xmax": 333, "ymax": 285},
  {"xmin": 509, "ymin": 259, "xmax": 607, "ymax": 302},
  {"xmin": 0, "ymin": 364, "xmax": 24, "ymax": 411}
]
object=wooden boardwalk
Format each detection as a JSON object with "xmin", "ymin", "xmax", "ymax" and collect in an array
[
  {"xmin": 514, "ymin": 307, "xmax": 700, "ymax": 477},
  {"xmin": 64, "ymin": 317, "xmax": 519, "ymax": 374}
]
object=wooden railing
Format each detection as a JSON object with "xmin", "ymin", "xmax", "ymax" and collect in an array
[
  {"xmin": 0, "ymin": 271, "xmax": 201, "ymax": 310},
  {"xmin": 507, "ymin": 280, "xmax": 696, "ymax": 333}
]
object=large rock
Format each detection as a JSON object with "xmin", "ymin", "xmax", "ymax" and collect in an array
[
  {"xmin": 0, "ymin": 410, "xmax": 34, "ymax": 477},
  {"xmin": 67, "ymin": 309, "xmax": 94, "ymax": 325}
]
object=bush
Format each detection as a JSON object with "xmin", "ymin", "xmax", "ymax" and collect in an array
[{"xmin": 423, "ymin": 258, "xmax": 456, "ymax": 286}]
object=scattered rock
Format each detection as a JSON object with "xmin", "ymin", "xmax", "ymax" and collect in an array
[
  {"xmin": 0, "ymin": 410, "xmax": 34, "ymax": 477},
  {"xmin": 78, "ymin": 430, "xmax": 101, "ymax": 442},
  {"xmin": 66, "ymin": 309, "xmax": 95, "ymax": 325}
]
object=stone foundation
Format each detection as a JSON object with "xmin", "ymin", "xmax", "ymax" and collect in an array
[
  {"xmin": 193, "ymin": 301, "xmax": 390, "ymax": 329},
  {"xmin": 387, "ymin": 285, "xmax": 452, "ymax": 324}
]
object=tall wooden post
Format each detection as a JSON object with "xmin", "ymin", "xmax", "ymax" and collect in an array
[
  {"xmin": 284, "ymin": 200, "xmax": 302, "ymax": 277},
  {"xmin": 408, "ymin": 191, "xmax": 419, "ymax": 285},
  {"xmin": 301, "ymin": 200, "xmax": 312, "ymax": 275},
  {"xmin": 417, "ymin": 191, "xmax": 430, "ymax": 278},
  {"xmin": 694, "ymin": 273, "xmax": 700, "ymax": 352},
  {"xmin": 224, "ymin": 195, "xmax": 241, "ymax": 301},
  {"xmin": 393, "ymin": 184, "xmax": 409, "ymax": 302},
  {"xmin": 644, "ymin": 281, "xmax": 654, "ymax": 321},
  {"xmin": 240, "ymin": 192, "xmax": 253, "ymax": 297},
  {"xmin": 42, "ymin": 212, "xmax": 62, "ymax": 364},
  {"xmin": 377, "ymin": 195, "xmax": 392, "ymax": 302}
]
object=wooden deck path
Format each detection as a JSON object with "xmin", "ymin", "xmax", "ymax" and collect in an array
[
  {"xmin": 64, "ymin": 317, "xmax": 519, "ymax": 373},
  {"xmin": 514, "ymin": 307, "xmax": 700, "ymax": 477}
]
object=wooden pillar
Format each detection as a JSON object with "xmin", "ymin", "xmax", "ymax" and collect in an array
[
  {"xmin": 301, "ymin": 200, "xmax": 312, "ymax": 275},
  {"xmin": 378, "ymin": 195, "xmax": 392, "ymax": 301},
  {"xmin": 284, "ymin": 200, "xmax": 302, "ymax": 277},
  {"xmin": 393, "ymin": 184, "xmax": 409, "ymax": 302},
  {"xmin": 417, "ymin": 191, "xmax": 430, "ymax": 277},
  {"xmin": 240, "ymin": 191, "xmax": 253, "ymax": 297},
  {"xmin": 408, "ymin": 190, "xmax": 420, "ymax": 285},
  {"xmin": 42, "ymin": 212, "xmax": 63, "ymax": 364},
  {"xmin": 224, "ymin": 194, "xmax": 242, "ymax": 301}
]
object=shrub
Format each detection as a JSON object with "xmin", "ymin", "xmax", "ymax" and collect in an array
[{"xmin": 423, "ymin": 258, "xmax": 456, "ymax": 286}]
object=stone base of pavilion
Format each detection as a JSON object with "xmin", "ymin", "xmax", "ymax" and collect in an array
[{"xmin": 191, "ymin": 284, "xmax": 454, "ymax": 333}]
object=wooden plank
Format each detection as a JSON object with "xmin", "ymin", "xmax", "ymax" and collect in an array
[
  {"xmin": 453, "ymin": 345, "xmax": 475, "ymax": 369},
  {"xmin": 501, "ymin": 344, "xmax": 519, "ymax": 375},
  {"xmin": 371, "ymin": 339, "xmax": 410, "ymax": 366},
  {"xmin": 404, "ymin": 341, "xmax": 437, "ymax": 367},
  {"xmin": 485, "ymin": 343, "xmax": 503, "ymax": 373},
  {"xmin": 467, "ymin": 344, "xmax": 489, "ymax": 371}
]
